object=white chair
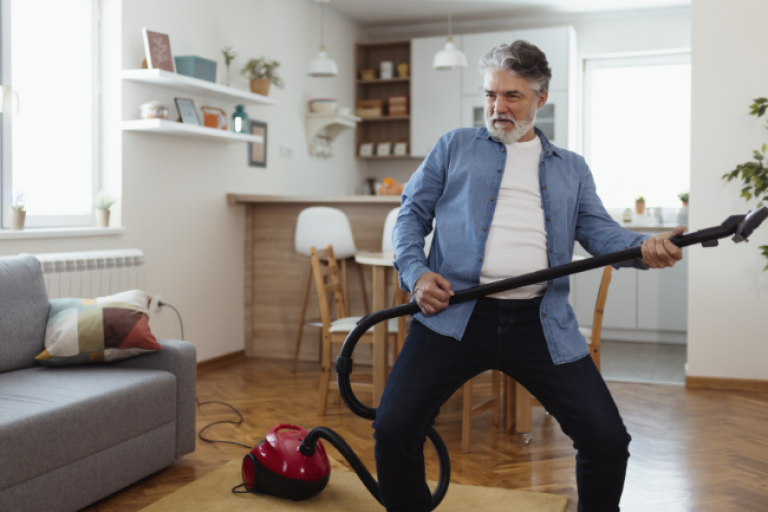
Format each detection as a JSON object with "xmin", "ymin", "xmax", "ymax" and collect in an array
[
  {"xmin": 382, "ymin": 207, "xmax": 435, "ymax": 257},
  {"xmin": 292, "ymin": 207, "xmax": 369, "ymax": 372}
]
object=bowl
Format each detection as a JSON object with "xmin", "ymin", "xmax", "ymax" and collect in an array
[{"xmin": 309, "ymin": 98, "xmax": 338, "ymax": 113}]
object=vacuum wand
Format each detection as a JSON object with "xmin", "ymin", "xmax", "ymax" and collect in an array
[{"xmin": 334, "ymin": 208, "xmax": 768, "ymax": 420}]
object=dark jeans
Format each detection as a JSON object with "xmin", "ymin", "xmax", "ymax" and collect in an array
[{"xmin": 373, "ymin": 297, "xmax": 630, "ymax": 512}]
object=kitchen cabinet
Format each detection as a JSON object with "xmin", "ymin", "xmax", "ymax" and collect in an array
[
  {"xmin": 571, "ymin": 233, "xmax": 688, "ymax": 344},
  {"xmin": 410, "ymin": 36, "xmax": 463, "ymax": 158}
]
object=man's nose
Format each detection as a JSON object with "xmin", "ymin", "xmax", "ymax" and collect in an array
[{"xmin": 494, "ymin": 96, "xmax": 508, "ymax": 115}]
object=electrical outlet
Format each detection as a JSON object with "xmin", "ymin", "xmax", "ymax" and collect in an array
[
  {"xmin": 280, "ymin": 145, "xmax": 293, "ymax": 158},
  {"xmin": 150, "ymin": 295, "xmax": 163, "ymax": 313}
]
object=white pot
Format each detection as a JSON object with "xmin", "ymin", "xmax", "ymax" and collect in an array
[
  {"xmin": 10, "ymin": 210, "xmax": 25, "ymax": 230},
  {"xmin": 96, "ymin": 209, "xmax": 110, "ymax": 227}
]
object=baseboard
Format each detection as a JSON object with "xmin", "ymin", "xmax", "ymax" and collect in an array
[
  {"xmin": 685, "ymin": 375, "xmax": 768, "ymax": 392},
  {"xmin": 197, "ymin": 350, "xmax": 245, "ymax": 373}
]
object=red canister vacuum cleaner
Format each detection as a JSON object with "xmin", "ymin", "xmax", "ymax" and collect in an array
[{"xmin": 239, "ymin": 209, "xmax": 768, "ymax": 508}]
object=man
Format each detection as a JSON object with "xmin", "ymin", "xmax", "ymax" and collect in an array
[{"xmin": 374, "ymin": 40, "xmax": 683, "ymax": 512}]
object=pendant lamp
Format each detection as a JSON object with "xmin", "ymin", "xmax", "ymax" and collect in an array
[
  {"xmin": 433, "ymin": 0, "xmax": 467, "ymax": 70},
  {"xmin": 308, "ymin": 0, "xmax": 339, "ymax": 77}
]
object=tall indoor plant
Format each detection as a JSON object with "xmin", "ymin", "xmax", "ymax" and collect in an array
[
  {"xmin": 721, "ymin": 97, "xmax": 768, "ymax": 270},
  {"xmin": 241, "ymin": 57, "xmax": 284, "ymax": 96}
]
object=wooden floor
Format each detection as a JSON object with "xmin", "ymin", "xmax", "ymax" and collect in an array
[{"xmin": 83, "ymin": 357, "xmax": 768, "ymax": 512}]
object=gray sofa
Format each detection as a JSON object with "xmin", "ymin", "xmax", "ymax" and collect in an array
[{"xmin": 0, "ymin": 254, "xmax": 196, "ymax": 512}]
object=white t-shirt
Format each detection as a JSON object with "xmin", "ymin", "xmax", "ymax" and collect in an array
[{"xmin": 479, "ymin": 135, "xmax": 549, "ymax": 299}]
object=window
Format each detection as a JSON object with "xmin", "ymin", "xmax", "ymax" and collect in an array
[
  {"xmin": 1, "ymin": 0, "xmax": 99, "ymax": 228},
  {"xmin": 583, "ymin": 52, "xmax": 691, "ymax": 209}
]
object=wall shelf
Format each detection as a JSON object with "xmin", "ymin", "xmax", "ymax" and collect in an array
[
  {"xmin": 358, "ymin": 155, "xmax": 417, "ymax": 161},
  {"xmin": 122, "ymin": 119, "xmax": 264, "ymax": 143},
  {"xmin": 306, "ymin": 112, "xmax": 361, "ymax": 156},
  {"xmin": 360, "ymin": 116, "xmax": 410, "ymax": 123},
  {"xmin": 357, "ymin": 78, "xmax": 410, "ymax": 84},
  {"xmin": 122, "ymin": 69, "xmax": 279, "ymax": 106}
]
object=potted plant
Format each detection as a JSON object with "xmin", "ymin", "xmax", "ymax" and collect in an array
[
  {"xmin": 94, "ymin": 190, "xmax": 116, "ymax": 227},
  {"xmin": 635, "ymin": 195, "xmax": 646, "ymax": 215},
  {"xmin": 678, "ymin": 192, "xmax": 689, "ymax": 207},
  {"xmin": 241, "ymin": 57, "xmax": 284, "ymax": 96},
  {"xmin": 221, "ymin": 46, "xmax": 237, "ymax": 87},
  {"xmin": 9, "ymin": 191, "xmax": 26, "ymax": 230}
]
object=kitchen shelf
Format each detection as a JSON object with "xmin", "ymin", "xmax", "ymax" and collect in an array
[
  {"xmin": 358, "ymin": 155, "xmax": 417, "ymax": 161},
  {"xmin": 121, "ymin": 69, "xmax": 279, "ymax": 106},
  {"xmin": 360, "ymin": 116, "xmax": 410, "ymax": 122},
  {"xmin": 122, "ymin": 119, "xmax": 264, "ymax": 143},
  {"xmin": 357, "ymin": 77, "xmax": 410, "ymax": 84},
  {"xmin": 306, "ymin": 112, "xmax": 361, "ymax": 146}
]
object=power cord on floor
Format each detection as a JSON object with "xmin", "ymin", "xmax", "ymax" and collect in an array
[
  {"xmin": 195, "ymin": 399, "xmax": 254, "ymax": 450},
  {"xmin": 158, "ymin": 300, "xmax": 185, "ymax": 340}
]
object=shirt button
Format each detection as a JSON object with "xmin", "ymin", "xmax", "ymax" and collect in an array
[
  {"xmin": 478, "ymin": 258, "xmax": 483, "ymax": 262},
  {"xmin": 541, "ymin": 313, "xmax": 547, "ymax": 318},
  {"xmin": 490, "ymin": 198, "xmax": 495, "ymax": 202},
  {"xmin": 497, "ymin": 169, "xmax": 502, "ymax": 173},
  {"xmin": 501, "ymin": 148, "xmax": 506, "ymax": 153},
  {"xmin": 542, "ymin": 186, "xmax": 547, "ymax": 191},
  {"xmin": 483, "ymin": 227, "xmax": 488, "ymax": 231},
  {"xmin": 547, "ymin": 216, "xmax": 551, "ymax": 221}
]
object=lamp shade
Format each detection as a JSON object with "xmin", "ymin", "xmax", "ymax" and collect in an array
[
  {"xmin": 308, "ymin": 49, "xmax": 339, "ymax": 77},
  {"xmin": 433, "ymin": 39, "xmax": 468, "ymax": 70}
]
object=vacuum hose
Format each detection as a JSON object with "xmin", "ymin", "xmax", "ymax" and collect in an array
[{"xmin": 299, "ymin": 208, "xmax": 768, "ymax": 510}]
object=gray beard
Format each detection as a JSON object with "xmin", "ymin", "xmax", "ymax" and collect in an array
[{"xmin": 485, "ymin": 105, "xmax": 538, "ymax": 144}]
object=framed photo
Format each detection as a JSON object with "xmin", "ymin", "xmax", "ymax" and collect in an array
[
  {"xmin": 394, "ymin": 141, "xmax": 408, "ymax": 156},
  {"xmin": 174, "ymin": 98, "xmax": 199, "ymax": 125},
  {"xmin": 359, "ymin": 142, "xmax": 373, "ymax": 157},
  {"xmin": 376, "ymin": 141, "xmax": 392, "ymax": 157},
  {"xmin": 248, "ymin": 120, "xmax": 267, "ymax": 167},
  {"xmin": 142, "ymin": 28, "xmax": 175, "ymax": 73}
]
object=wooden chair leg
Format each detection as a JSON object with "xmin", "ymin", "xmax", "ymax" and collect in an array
[
  {"xmin": 341, "ymin": 259, "xmax": 350, "ymax": 316},
  {"xmin": 318, "ymin": 333, "xmax": 332, "ymax": 416},
  {"xmin": 356, "ymin": 261, "xmax": 370, "ymax": 315},
  {"xmin": 505, "ymin": 375, "xmax": 515, "ymax": 434},
  {"xmin": 515, "ymin": 382, "xmax": 532, "ymax": 434},
  {"xmin": 292, "ymin": 261, "xmax": 313, "ymax": 373},
  {"xmin": 492, "ymin": 370, "xmax": 500, "ymax": 430},
  {"xmin": 462, "ymin": 380, "xmax": 473, "ymax": 454}
]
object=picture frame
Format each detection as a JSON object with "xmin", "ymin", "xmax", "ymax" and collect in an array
[
  {"xmin": 359, "ymin": 142, "xmax": 374, "ymax": 157},
  {"xmin": 174, "ymin": 98, "xmax": 200, "ymax": 125},
  {"xmin": 142, "ymin": 28, "xmax": 176, "ymax": 73},
  {"xmin": 376, "ymin": 141, "xmax": 392, "ymax": 157},
  {"xmin": 394, "ymin": 141, "xmax": 408, "ymax": 156},
  {"xmin": 248, "ymin": 120, "xmax": 267, "ymax": 167}
]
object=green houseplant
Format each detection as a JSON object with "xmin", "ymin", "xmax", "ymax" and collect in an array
[
  {"xmin": 721, "ymin": 97, "xmax": 768, "ymax": 270},
  {"xmin": 635, "ymin": 195, "xmax": 646, "ymax": 215},
  {"xmin": 221, "ymin": 46, "xmax": 237, "ymax": 87},
  {"xmin": 241, "ymin": 57, "xmax": 284, "ymax": 96},
  {"xmin": 678, "ymin": 192, "xmax": 689, "ymax": 207},
  {"xmin": 9, "ymin": 191, "xmax": 26, "ymax": 230},
  {"xmin": 94, "ymin": 190, "xmax": 116, "ymax": 228}
]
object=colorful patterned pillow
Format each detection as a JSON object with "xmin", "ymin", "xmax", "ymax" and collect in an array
[{"xmin": 35, "ymin": 290, "xmax": 162, "ymax": 366}]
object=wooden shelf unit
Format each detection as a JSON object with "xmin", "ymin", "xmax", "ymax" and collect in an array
[{"xmin": 355, "ymin": 40, "xmax": 411, "ymax": 160}]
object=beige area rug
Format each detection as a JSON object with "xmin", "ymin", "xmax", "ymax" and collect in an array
[{"xmin": 140, "ymin": 458, "xmax": 567, "ymax": 512}]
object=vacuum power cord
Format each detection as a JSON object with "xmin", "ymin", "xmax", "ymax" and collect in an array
[
  {"xmin": 158, "ymin": 300, "xmax": 185, "ymax": 340},
  {"xmin": 196, "ymin": 400, "xmax": 253, "ymax": 450}
]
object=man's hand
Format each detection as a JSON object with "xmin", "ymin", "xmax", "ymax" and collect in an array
[
  {"xmin": 641, "ymin": 225, "xmax": 685, "ymax": 269},
  {"xmin": 413, "ymin": 272, "xmax": 455, "ymax": 316}
]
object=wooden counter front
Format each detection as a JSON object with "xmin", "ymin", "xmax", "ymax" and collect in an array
[{"xmin": 229, "ymin": 194, "xmax": 401, "ymax": 362}]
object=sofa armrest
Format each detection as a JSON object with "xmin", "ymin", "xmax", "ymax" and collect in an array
[{"xmin": 112, "ymin": 339, "xmax": 196, "ymax": 459}]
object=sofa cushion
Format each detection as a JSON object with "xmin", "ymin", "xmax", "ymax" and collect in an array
[
  {"xmin": 0, "ymin": 365, "xmax": 177, "ymax": 491},
  {"xmin": 0, "ymin": 254, "xmax": 49, "ymax": 373}
]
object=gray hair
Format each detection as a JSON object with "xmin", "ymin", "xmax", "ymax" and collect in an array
[{"xmin": 479, "ymin": 40, "xmax": 552, "ymax": 95}]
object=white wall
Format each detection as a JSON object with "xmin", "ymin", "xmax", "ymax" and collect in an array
[
  {"xmin": 0, "ymin": 0, "xmax": 365, "ymax": 362},
  {"xmin": 687, "ymin": 0, "xmax": 768, "ymax": 381},
  {"xmin": 365, "ymin": 7, "xmax": 691, "ymax": 184}
]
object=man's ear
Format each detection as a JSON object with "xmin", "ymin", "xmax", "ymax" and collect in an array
[{"xmin": 537, "ymin": 90, "xmax": 549, "ymax": 110}]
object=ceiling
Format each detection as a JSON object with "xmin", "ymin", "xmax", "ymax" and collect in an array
[{"xmin": 326, "ymin": 0, "xmax": 690, "ymax": 27}]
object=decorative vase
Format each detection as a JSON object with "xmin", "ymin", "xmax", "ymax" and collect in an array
[
  {"xmin": 250, "ymin": 78, "xmax": 271, "ymax": 96},
  {"xmin": 635, "ymin": 201, "xmax": 646, "ymax": 215},
  {"xmin": 232, "ymin": 105, "xmax": 249, "ymax": 133},
  {"xmin": 96, "ymin": 209, "xmax": 110, "ymax": 228},
  {"xmin": 10, "ymin": 210, "xmax": 25, "ymax": 230}
]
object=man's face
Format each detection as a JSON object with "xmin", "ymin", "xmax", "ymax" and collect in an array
[{"xmin": 484, "ymin": 68, "xmax": 548, "ymax": 144}]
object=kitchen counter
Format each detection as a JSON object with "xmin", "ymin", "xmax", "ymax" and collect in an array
[{"xmin": 227, "ymin": 194, "xmax": 402, "ymax": 205}]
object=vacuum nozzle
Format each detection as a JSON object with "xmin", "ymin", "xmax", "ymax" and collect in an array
[{"xmin": 732, "ymin": 207, "xmax": 768, "ymax": 243}]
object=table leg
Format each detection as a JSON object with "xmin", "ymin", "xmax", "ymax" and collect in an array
[{"xmin": 372, "ymin": 265, "xmax": 387, "ymax": 407}]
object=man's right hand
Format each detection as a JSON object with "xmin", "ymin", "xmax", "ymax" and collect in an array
[{"xmin": 413, "ymin": 272, "xmax": 454, "ymax": 316}]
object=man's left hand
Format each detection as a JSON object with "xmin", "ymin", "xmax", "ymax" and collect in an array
[{"xmin": 641, "ymin": 225, "xmax": 685, "ymax": 269}]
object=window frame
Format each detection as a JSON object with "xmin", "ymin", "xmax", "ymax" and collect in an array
[{"xmin": 1, "ymin": 0, "xmax": 101, "ymax": 229}]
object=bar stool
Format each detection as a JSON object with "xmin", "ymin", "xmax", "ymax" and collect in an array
[{"xmin": 292, "ymin": 207, "xmax": 369, "ymax": 372}]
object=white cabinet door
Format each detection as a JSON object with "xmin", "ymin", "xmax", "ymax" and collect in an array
[
  {"xmin": 637, "ymin": 247, "xmax": 689, "ymax": 331},
  {"xmin": 514, "ymin": 27, "xmax": 574, "ymax": 91},
  {"xmin": 411, "ymin": 36, "xmax": 463, "ymax": 158},
  {"xmin": 461, "ymin": 30, "xmax": 516, "ymax": 95}
]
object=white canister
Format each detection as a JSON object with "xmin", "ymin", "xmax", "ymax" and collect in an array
[{"xmin": 380, "ymin": 61, "xmax": 393, "ymax": 80}]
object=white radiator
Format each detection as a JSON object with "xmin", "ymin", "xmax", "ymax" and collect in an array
[{"xmin": 34, "ymin": 249, "xmax": 145, "ymax": 299}]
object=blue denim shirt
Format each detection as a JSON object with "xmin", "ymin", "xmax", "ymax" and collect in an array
[{"xmin": 393, "ymin": 126, "xmax": 650, "ymax": 364}]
